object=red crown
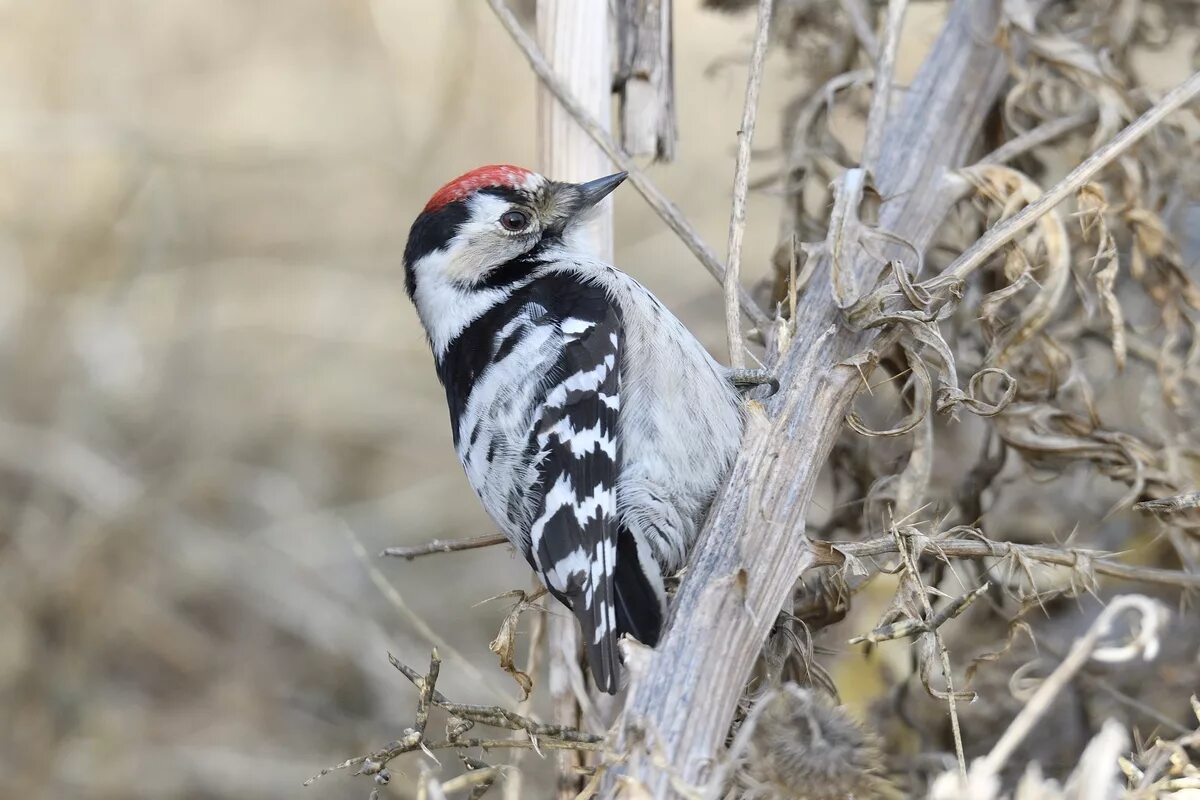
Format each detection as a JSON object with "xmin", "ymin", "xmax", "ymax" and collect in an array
[{"xmin": 424, "ymin": 165, "xmax": 536, "ymax": 212}]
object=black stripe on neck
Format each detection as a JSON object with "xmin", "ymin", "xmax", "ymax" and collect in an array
[
  {"xmin": 436, "ymin": 272, "xmax": 599, "ymax": 447},
  {"xmin": 403, "ymin": 200, "xmax": 470, "ymax": 299}
]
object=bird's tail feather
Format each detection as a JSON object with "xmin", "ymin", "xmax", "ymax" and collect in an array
[{"xmin": 568, "ymin": 528, "xmax": 664, "ymax": 694}]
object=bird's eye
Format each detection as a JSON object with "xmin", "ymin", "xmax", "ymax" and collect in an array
[{"xmin": 499, "ymin": 210, "xmax": 530, "ymax": 232}]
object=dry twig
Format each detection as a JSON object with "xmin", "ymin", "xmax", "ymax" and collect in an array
[
  {"xmin": 862, "ymin": 0, "xmax": 908, "ymax": 171},
  {"xmin": 724, "ymin": 0, "xmax": 774, "ymax": 368},
  {"xmin": 382, "ymin": 533, "xmax": 509, "ymax": 560}
]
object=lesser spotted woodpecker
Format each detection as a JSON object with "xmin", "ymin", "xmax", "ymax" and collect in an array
[{"xmin": 403, "ymin": 165, "xmax": 744, "ymax": 693}]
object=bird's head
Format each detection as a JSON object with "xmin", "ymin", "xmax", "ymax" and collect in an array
[{"xmin": 403, "ymin": 165, "xmax": 627, "ymax": 299}]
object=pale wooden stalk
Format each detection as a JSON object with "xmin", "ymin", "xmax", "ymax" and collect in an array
[
  {"xmin": 603, "ymin": 0, "xmax": 1012, "ymax": 793},
  {"xmin": 616, "ymin": 0, "xmax": 677, "ymax": 160},
  {"xmin": 723, "ymin": 0, "xmax": 773, "ymax": 369},
  {"xmin": 536, "ymin": 2, "xmax": 614, "ymax": 796},
  {"xmin": 538, "ymin": 0, "xmax": 616, "ymax": 261},
  {"xmin": 862, "ymin": 0, "xmax": 909, "ymax": 171}
]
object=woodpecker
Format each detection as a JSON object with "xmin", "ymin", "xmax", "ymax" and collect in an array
[{"xmin": 403, "ymin": 165, "xmax": 745, "ymax": 693}]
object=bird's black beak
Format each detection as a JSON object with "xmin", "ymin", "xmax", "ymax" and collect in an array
[{"xmin": 574, "ymin": 171, "xmax": 628, "ymax": 212}]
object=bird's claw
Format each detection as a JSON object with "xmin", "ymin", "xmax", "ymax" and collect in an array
[{"xmin": 728, "ymin": 369, "xmax": 780, "ymax": 398}]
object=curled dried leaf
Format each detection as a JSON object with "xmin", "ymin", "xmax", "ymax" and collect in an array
[
  {"xmin": 958, "ymin": 165, "xmax": 1072, "ymax": 366},
  {"xmin": 486, "ymin": 588, "xmax": 547, "ymax": 701},
  {"xmin": 937, "ymin": 367, "xmax": 1018, "ymax": 417}
]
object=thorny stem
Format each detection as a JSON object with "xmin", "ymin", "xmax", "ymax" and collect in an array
[
  {"xmin": 414, "ymin": 649, "xmax": 441, "ymax": 737},
  {"xmin": 486, "ymin": 0, "xmax": 772, "ymax": 332},
  {"xmin": 304, "ymin": 651, "xmax": 604, "ymax": 789},
  {"xmin": 894, "ymin": 523, "xmax": 969, "ymax": 777},
  {"xmin": 848, "ymin": 582, "xmax": 989, "ymax": 644},
  {"xmin": 388, "ymin": 737, "xmax": 604, "ymax": 757},
  {"xmin": 724, "ymin": 0, "xmax": 774, "ymax": 369},
  {"xmin": 815, "ymin": 531, "xmax": 1200, "ymax": 590},
  {"xmin": 389, "ymin": 653, "xmax": 604, "ymax": 744},
  {"xmin": 503, "ymin": 585, "xmax": 547, "ymax": 800}
]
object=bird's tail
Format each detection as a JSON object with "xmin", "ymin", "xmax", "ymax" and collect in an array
[{"xmin": 571, "ymin": 528, "xmax": 665, "ymax": 694}]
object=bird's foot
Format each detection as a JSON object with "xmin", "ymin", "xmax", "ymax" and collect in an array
[{"xmin": 728, "ymin": 368, "xmax": 780, "ymax": 398}]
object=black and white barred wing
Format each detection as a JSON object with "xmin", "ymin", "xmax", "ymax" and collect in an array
[{"xmin": 528, "ymin": 310, "xmax": 625, "ymax": 693}]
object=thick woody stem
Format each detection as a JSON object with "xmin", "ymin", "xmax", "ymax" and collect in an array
[{"xmin": 604, "ymin": 0, "xmax": 1011, "ymax": 793}]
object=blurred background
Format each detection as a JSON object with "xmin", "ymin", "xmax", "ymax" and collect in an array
[{"xmin": 0, "ymin": 1, "xmax": 810, "ymax": 797}]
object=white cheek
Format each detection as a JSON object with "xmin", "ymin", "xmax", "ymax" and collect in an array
[
  {"xmin": 411, "ymin": 252, "xmax": 513, "ymax": 357},
  {"xmin": 441, "ymin": 194, "xmax": 536, "ymax": 281}
]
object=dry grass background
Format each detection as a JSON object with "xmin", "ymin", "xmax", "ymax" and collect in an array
[{"xmin": 1, "ymin": 1, "xmax": 1197, "ymax": 799}]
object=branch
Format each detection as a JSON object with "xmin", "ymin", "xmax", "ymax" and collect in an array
[
  {"xmin": 838, "ymin": 0, "xmax": 881, "ymax": 57},
  {"xmin": 724, "ymin": 0, "xmax": 774, "ymax": 369},
  {"xmin": 389, "ymin": 653, "xmax": 604, "ymax": 744},
  {"xmin": 304, "ymin": 650, "xmax": 605, "ymax": 789},
  {"xmin": 605, "ymin": 0, "xmax": 1012, "ymax": 792},
  {"xmin": 847, "ymin": 582, "xmax": 989, "ymax": 644},
  {"xmin": 381, "ymin": 533, "xmax": 508, "ymax": 560},
  {"xmin": 1135, "ymin": 491, "xmax": 1200, "ymax": 516},
  {"xmin": 862, "ymin": 0, "xmax": 908, "ymax": 171},
  {"xmin": 486, "ymin": 0, "xmax": 772, "ymax": 333},
  {"xmin": 978, "ymin": 108, "xmax": 1096, "ymax": 165},
  {"xmin": 815, "ymin": 532, "xmax": 1200, "ymax": 590}
]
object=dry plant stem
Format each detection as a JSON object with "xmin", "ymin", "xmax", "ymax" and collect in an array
[
  {"xmin": 895, "ymin": 526, "xmax": 968, "ymax": 777},
  {"xmin": 818, "ymin": 534, "xmax": 1200, "ymax": 589},
  {"xmin": 848, "ymin": 581, "xmax": 989, "ymax": 644},
  {"xmin": 979, "ymin": 109, "xmax": 1096, "ymax": 165},
  {"xmin": 723, "ymin": 0, "xmax": 773, "ymax": 369},
  {"xmin": 503, "ymin": 589, "xmax": 547, "ymax": 800},
  {"xmin": 977, "ymin": 596, "xmax": 1161, "ymax": 777},
  {"xmin": 487, "ymin": 0, "xmax": 771, "ymax": 332},
  {"xmin": 381, "ymin": 533, "xmax": 508, "ymax": 560},
  {"xmin": 616, "ymin": 0, "xmax": 677, "ymax": 160},
  {"xmin": 303, "ymin": 650, "xmax": 603, "ymax": 789},
  {"xmin": 341, "ymin": 522, "xmax": 514, "ymax": 704},
  {"xmin": 932, "ymin": 69, "xmax": 1200, "ymax": 289},
  {"xmin": 604, "ymin": 0, "xmax": 1010, "ymax": 793},
  {"xmin": 537, "ymin": 0, "xmax": 615, "ymax": 256},
  {"xmin": 549, "ymin": 615, "xmax": 585, "ymax": 800},
  {"xmin": 389, "ymin": 653, "xmax": 604, "ymax": 744},
  {"xmin": 1136, "ymin": 491, "xmax": 1200, "ymax": 515},
  {"xmin": 839, "ymin": 0, "xmax": 881, "ymax": 57},
  {"xmin": 862, "ymin": 0, "xmax": 908, "ymax": 172}
]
